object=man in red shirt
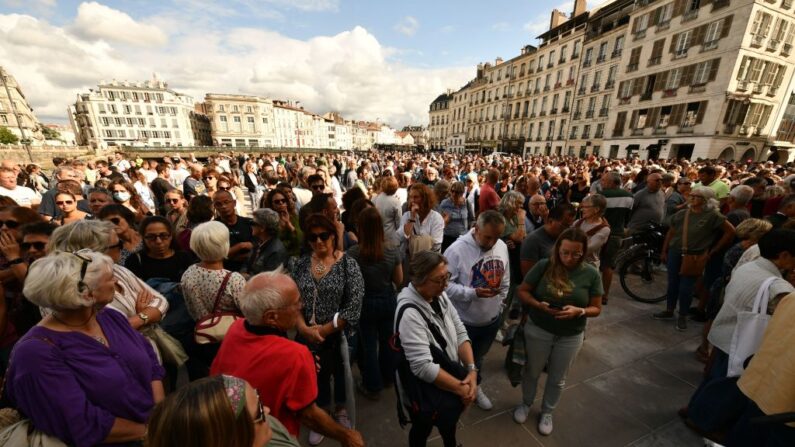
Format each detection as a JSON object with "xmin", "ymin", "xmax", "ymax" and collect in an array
[
  {"xmin": 478, "ymin": 168, "xmax": 501, "ymax": 214},
  {"xmin": 211, "ymin": 272, "xmax": 363, "ymax": 447}
]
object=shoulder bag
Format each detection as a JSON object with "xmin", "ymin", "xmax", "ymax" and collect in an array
[
  {"xmin": 727, "ymin": 277, "xmax": 776, "ymax": 378},
  {"xmin": 194, "ymin": 271, "xmax": 241, "ymax": 345},
  {"xmin": 679, "ymin": 210, "xmax": 709, "ymax": 277}
]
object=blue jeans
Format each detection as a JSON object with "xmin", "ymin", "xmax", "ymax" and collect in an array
[
  {"xmin": 521, "ymin": 319, "xmax": 584, "ymax": 413},
  {"xmin": 358, "ymin": 293, "xmax": 396, "ymax": 392},
  {"xmin": 464, "ymin": 315, "xmax": 502, "ymax": 383},
  {"xmin": 666, "ymin": 249, "xmax": 698, "ymax": 315}
]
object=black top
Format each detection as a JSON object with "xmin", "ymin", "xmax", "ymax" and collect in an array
[
  {"xmin": 223, "ymin": 216, "xmax": 254, "ymax": 271},
  {"xmin": 150, "ymin": 178, "xmax": 174, "ymax": 213},
  {"xmin": 124, "ymin": 250, "xmax": 196, "ymax": 282},
  {"xmin": 246, "ymin": 237, "xmax": 288, "ymax": 275}
]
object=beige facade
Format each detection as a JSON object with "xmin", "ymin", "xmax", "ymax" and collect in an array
[
  {"xmin": 0, "ymin": 66, "xmax": 44, "ymax": 145},
  {"xmin": 604, "ymin": 0, "xmax": 795, "ymax": 161},
  {"xmin": 202, "ymin": 94, "xmax": 275, "ymax": 148},
  {"xmin": 72, "ymin": 79, "xmax": 198, "ymax": 149},
  {"xmin": 429, "ymin": 91, "xmax": 452, "ymax": 150}
]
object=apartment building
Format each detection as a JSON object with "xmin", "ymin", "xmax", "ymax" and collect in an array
[
  {"xmin": 447, "ymin": 85, "xmax": 470, "ymax": 153},
  {"xmin": 466, "ymin": 59, "xmax": 513, "ymax": 153},
  {"xmin": 568, "ymin": 0, "xmax": 635, "ymax": 158},
  {"xmin": 0, "ymin": 67, "xmax": 44, "ymax": 145},
  {"xmin": 604, "ymin": 0, "xmax": 795, "ymax": 161},
  {"xmin": 71, "ymin": 79, "xmax": 198, "ymax": 149},
  {"xmin": 429, "ymin": 92, "xmax": 452, "ymax": 150},
  {"xmin": 200, "ymin": 94, "xmax": 275, "ymax": 148}
]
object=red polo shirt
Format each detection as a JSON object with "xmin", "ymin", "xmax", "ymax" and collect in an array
[
  {"xmin": 211, "ymin": 320, "xmax": 317, "ymax": 436},
  {"xmin": 478, "ymin": 182, "xmax": 500, "ymax": 213}
]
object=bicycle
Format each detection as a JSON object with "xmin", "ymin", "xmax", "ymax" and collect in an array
[{"xmin": 616, "ymin": 222, "xmax": 668, "ymax": 304}]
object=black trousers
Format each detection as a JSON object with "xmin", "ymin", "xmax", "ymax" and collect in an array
[{"xmin": 408, "ymin": 408, "xmax": 462, "ymax": 447}]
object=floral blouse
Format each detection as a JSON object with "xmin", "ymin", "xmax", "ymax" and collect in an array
[
  {"xmin": 289, "ymin": 254, "xmax": 364, "ymax": 330},
  {"xmin": 180, "ymin": 265, "xmax": 246, "ymax": 320}
]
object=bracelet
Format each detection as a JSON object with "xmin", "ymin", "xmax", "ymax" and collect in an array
[
  {"xmin": 408, "ymin": 219, "xmax": 416, "ymax": 223},
  {"xmin": 332, "ymin": 312, "xmax": 340, "ymax": 329},
  {"xmin": 580, "ymin": 307, "xmax": 587, "ymax": 317},
  {"xmin": 7, "ymin": 258, "xmax": 24, "ymax": 265}
]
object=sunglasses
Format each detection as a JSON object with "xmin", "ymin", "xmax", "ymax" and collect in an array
[
  {"xmin": 272, "ymin": 199, "xmax": 287, "ymax": 205},
  {"xmin": 204, "ymin": 176, "xmax": 217, "ymax": 181},
  {"xmin": 144, "ymin": 233, "xmax": 171, "ymax": 241},
  {"xmin": 0, "ymin": 220, "xmax": 20, "ymax": 229},
  {"xmin": 306, "ymin": 231, "xmax": 332, "ymax": 243},
  {"xmin": 20, "ymin": 241, "xmax": 46, "ymax": 251},
  {"xmin": 55, "ymin": 200, "xmax": 74, "ymax": 206},
  {"xmin": 166, "ymin": 198, "xmax": 181, "ymax": 204},
  {"xmin": 218, "ymin": 186, "xmax": 231, "ymax": 191}
]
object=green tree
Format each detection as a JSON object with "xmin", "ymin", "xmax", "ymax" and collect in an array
[
  {"xmin": 0, "ymin": 127, "xmax": 18, "ymax": 144},
  {"xmin": 41, "ymin": 126, "xmax": 61, "ymax": 140}
]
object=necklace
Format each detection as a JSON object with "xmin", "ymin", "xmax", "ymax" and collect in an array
[{"xmin": 311, "ymin": 254, "xmax": 334, "ymax": 276}]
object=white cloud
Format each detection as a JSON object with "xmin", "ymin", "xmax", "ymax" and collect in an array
[
  {"xmin": 0, "ymin": 10, "xmax": 471, "ymax": 127},
  {"xmin": 262, "ymin": 0, "xmax": 339, "ymax": 12},
  {"xmin": 70, "ymin": 2, "xmax": 168, "ymax": 47},
  {"xmin": 492, "ymin": 22, "xmax": 511, "ymax": 32},
  {"xmin": 394, "ymin": 16, "xmax": 419, "ymax": 37},
  {"xmin": 2, "ymin": 0, "xmax": 56, "ymax": 14}
]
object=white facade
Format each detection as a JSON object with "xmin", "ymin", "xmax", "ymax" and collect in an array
[
  {"xmin": 72, "ymin": 79, "xmax": 197, "ymax": 149},
  {"xmin": 202, "ymin": 94, "xmax": 275, "ymax": 147},
  {"xmin": 0, "ymin": 66, "xmax": 44, "ymax": 145}
]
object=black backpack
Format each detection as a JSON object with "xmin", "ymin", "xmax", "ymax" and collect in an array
[{"xmin": 390, "ymin": 303, "xmax": 468, "ymax": 426}]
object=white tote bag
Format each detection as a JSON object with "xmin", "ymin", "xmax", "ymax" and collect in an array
[{"xmin": 727, "ymin": 277, "xmax": 776, "ymax": 378}]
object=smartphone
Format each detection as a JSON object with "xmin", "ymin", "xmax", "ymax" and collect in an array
[{"xmin": 547, "ymin": 302, "xmax": 564, "ymax": 310}]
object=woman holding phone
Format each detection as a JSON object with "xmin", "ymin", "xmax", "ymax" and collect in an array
[{"xmin": 513, "ymin": 228, "xmax": 603, "ymax": 436}]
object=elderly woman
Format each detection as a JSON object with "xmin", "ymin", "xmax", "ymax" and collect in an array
[
  {"xmin": 654, "ymin": 186, "xmax": 735, "ymax": 331},
  {"xmin": 246, "ymin": 208, "xmax": 287, "ymax": 276},
  {"xmin": 3, "ymin": 251, "xmax": 164, "ymax": 446},
  {"xmin": 514, "ymin": 228, "xmax": 603, "ymax": 435},
  {"xmin": 665, "ymin": 176, "xmax": 692, "ymax": 219},
  {"xmin": 289, "ymin": 214, "xmax": 364, "ymax": 446},
  {"xmin": 439, "ymin": 181, "xmax": 474, "ymax": 253},
  {"xmin": 573, "ymin": 194, "xmax": 611, "ymax": 271},
  {"xmin": 98, "ymin": 204, "xmax": 143, "ymax": 265},
  {"xmin": 398, "ymin": 183, "xmax": 445, "ymax": 256},
  {"xmin": 180, "ymin": 221, "xmax": 246, "ymax": 376},
  {"xmin": 263, "ymin": 187, "xmax": 302, "ymax": 258},
  {"xmin": 396, "ymin": 251, "xmax": 476, "ymax": 447}
]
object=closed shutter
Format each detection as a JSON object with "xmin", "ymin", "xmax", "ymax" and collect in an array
[
  {"xmin": 630, "ymin": 47, "xmax": 642, "ymax": 65},
  {"xmin": 632, "ymin": 77, "xmax": 645, "ymax": 95},
  {"xmin": 681, "ymin": 65, "xmax": 695, "ymax": 86},
  {"xmin": 692, "ymin": 24, "xmax": 707, "ymax": 46},
  {"xmin": 721, "ymin": 15, "xmax": 734, "ymax": 38},
  {"xmin": 669, "ymin": 33, "xmax": 679, "ymax": 53},
  {"xmin": 630, "ymin": 110, "xmax": 639, "ymax": 128},
  {"xmin": 656, "ymin": 71, "xmax": 669, "ymax": 90},
  {"xmin": 652, "ymin": 39, "xmax": 665, "ymax": 59},
  {"xmin": 696, "ymin": 101, "xmax": 708, "ymax": 124},
  {"xmin": 617, "ymin": 81, "xmax": 625, "ymax": 98},
  {"xmin": 722, "ymin": 100, "xmax": 736, "ymax": 124},
  {"xmin": 708, "ymin": 58, "xmax": 721, "ymax": 82},
  {"xmin": 651, "ymin": 7, "xmax": 661, "ymax": 26},
  {"xmin": 648, "ymin": 107, "xmax": 660, "ymax": 128},
  {"xmin": 670, "ymin": 103, "xmax": 685, "ymax": 126},
  {"xmin": 672, "ymin": 0, "xmax": 686, "ymax": 18},
  {"xmin": 615, "ymin": 111, "xmax": 627, "ymax": 133},
  {"xmin": 632, "ymin": 17, "xmax": 640, "ymax": 33}
]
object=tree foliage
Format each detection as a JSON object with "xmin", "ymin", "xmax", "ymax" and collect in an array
[
  {"xmin": 0, "ymin": 127, "xmax": 18, "ymax": 144},
  {"xmin": 41, "ymin": 126, "xmax": 61, "ymax": 140}
]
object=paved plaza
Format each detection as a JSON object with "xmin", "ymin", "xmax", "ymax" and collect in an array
[{"xmin": 302, "ymin": 285, "xmax": 709, "ymax": 447}]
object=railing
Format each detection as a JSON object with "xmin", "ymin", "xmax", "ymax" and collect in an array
[
  {"xmin": 605, "ymin": 80, "xmax": 615, "ymax": 89},
  {"xmin": 578, "ymin": 87, "xmax": 587, "ymax": 95},
  {"xmin": 656, "ymin": 20, "xmax": 670, "ymax": 32},
  {"xmin": 702, "ymin": 40, "xmax": 719, "ymax": 51},
  {"xmin": 682, "ymin": 9, "xmax": 699, "ymax": 22},
  {"xmin": 673, "ymin": 49, "xmax": 688, "ymax": 59},
  {"xmin": 599, "ymin": 108, "xmax": 609, "ymax": 117},
  {"xmin": 631, "ymin": 128, "xmax": 644, "ymax": 136},
  {"xmin": 591, "ymin": 85, "xmax": 600, "ymax": 92},
  {"xmin": 627, "ymin": 63, "xmax": 639, "ymax": 72},
  {"xmin": 640, "ymin": 92, "xmax": 653, "ymax": 101},
  {"xmin": 573, "ymin": 112, "xmax": 582, "ymax": 120},
  {"xmin": 586, "ymin": 110, "xmax": 595, "ymax": 118},
  {"xmin": 633, "ymin": 30, "xmax": 647, "ymax": 40},
  {"xmin": 751, "ymin": 34, "xmax": 765, "ymax": 48},
  {"xmin": 689, "ymin": 84, "xmax": 707, "ymax": 93},
  {"xmin": 551, "ymin": 108, "xmax": 558, "ymax": 114},
  {"xmin": 663, "ymin": 88, "xmax": 678, "ymax": 97},
  {"xmin": 612, "ymin": 49, "xmax": 623, "ymax": 59},
  {"xmin": 582, "ymin": 60, "xmax": 592, "ymax": 68}
]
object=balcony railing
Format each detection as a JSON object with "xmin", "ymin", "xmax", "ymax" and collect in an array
[
  {"xmin": 599, "ymin": 108, "xmax": 609, "ymax": 117},
  {"xmin": 551, "ymin": 108, "xmax": 558, "ymax": 114},
  {"xmin": 751, "ymin": 34, "xmax": 765, "ymax": 48},
  {"xmin": 597, "ymin": 55, "xmax": 606, "ymax": 63},
  {"xmin": 585, "ymin": 110, "xmax": 595, "ymax": 118},
  {"xmin": 783, "ymin": 43, "xmax": 792, "ymax": 56},
  {"xmin": 555, "ymin": 82, "xmax": 563, "ymax": 89},
  {"xmin": 737, "ymin": 80, "xmax": 750, "ymax": 91},
  {"xmin": 562, "ymin": 106, "xmax": 570, "ymax": 113},
  {"xmin": 559, "ymin": 57, "xmax": 567, "ymax": 64},
  {"xmin": 702, "ymin": 40, "xmax": 719, "ymax": 51},
  {"xmin": 591, "ymin": 85, "xmax": 600, "ymax": 92},
  {"xmin": 595, "ymin": 130, "xmax": 604, "ymax": 138},
  {"xmin": 539, "ymin": 111, "xmax": 547, "ymax": 116},
  {"xmin": 640, "ymin": 92, "xmax": 653, "ymax": 101},
  {"xmin": 578, "ymin": 88, "xmax": 587, "ymax": 95},
  {"xmin": 534, "ymin": 88, "xmax": 541, "ymax": 94},
  {"xmin": 673, "ymin": 49, "xmax": 688, "ymax": 59},
  {"xmin": 547, "ymin": 63, "xmax": 554, "ymax": 68},
  {"xmin": 633, "ymin": 30, "xmax": 647, "ymax": 40},
  {"xmin": 612, "ymin": 49, "xmax": 623, "ymax": 59},
  {"xmin": 653, "ymin": 127, "xmax": 667, "ymax": 135},
  {"xmin": 656, "ymin": 20, "xmax": 671, "ymax": 32},
  {"xmin": 712, "ymin": 0, "xmax": 730, "ymax": 10},
  {"xmin": 573, "ymin": 112, "xmax": 582, "ymax": 120},
  {"xmin": 648, "ymin": 56, "xmax": 661, "ymax": 66},
  {"xmin": 768, "ymin": 40, "xmax": 781, "ymax": 52},
  {"xmin": 605, "ymin": 80, "xmax": 615, "ymax": 89},
  {"xmin": 567, "ymin": 79, "xmax": 575, "ymax": 86},
  {"xmin": 631, "ymin": 128, "xmax": 644, "ymax": 136},
  {"xmin": 582, "ymin": 60, "xmax": 592, "ymax": 68},
  {"xmin": 570, "ymin": 131, "xmax": 578, "ymax": 139},
  {"xmin": 663, "ymin": 88, "xmax": 678, "ymax": 97},
  {"xmin": 682, "ymin": 9, "xmax": 699, "ymax": 23},
  {"xmin": 627, "ymin": 63, "xmax": 639, "ymax": 72},
  {"xmin": 582, "ymin": 131, "xmax": 591, "ymax": 138},
  {"xmin": 689, "ymin": 84, "xmax": 707, "ymax": 93},
  {"xmin": 543, "ymin": 85, "xmax": 551, "ymax": 92}
]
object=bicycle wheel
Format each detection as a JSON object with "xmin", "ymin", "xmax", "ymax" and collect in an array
[{"xmin": 619, "ymin": 250, "xmax": 667, "ymax": 303}]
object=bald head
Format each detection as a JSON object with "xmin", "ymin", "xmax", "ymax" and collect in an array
[
  {"xmin": 646, "ymin": 173, "xmax": 663, "ymax": 193},
  {"xmin": 239, "ymin": 272, "xmax": 300, "ymax": 327}
]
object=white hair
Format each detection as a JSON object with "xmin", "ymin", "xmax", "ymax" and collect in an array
[
  {"xmin": 238, "ymin": 272, "xmax": 291, "ymax": 325},
  {"xmin": 189, "ymin": 221, "xmax": 230, "ymax": 262},
  {"xmin": 48, "ymin": 220, "xmax": 116, "ymax": 253},
  {"xmin": 24, "ymin": 250, "xmax": 114, "ymax": 310},
  {"xmin": 729, "ymin": 185, "xmax": 755, "ymax": 206}
]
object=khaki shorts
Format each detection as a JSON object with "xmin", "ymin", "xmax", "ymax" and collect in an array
[{"xmin": 600, "ymin": 235, "xmax": 623, "ymax": 270}]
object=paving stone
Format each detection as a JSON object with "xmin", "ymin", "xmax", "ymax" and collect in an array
[
  {"xmin": 429, "ymin": 409, "xmax": 544, "ymax": 447},
  {"xmin": 578, "ymin": 323, "xmax": 667, "ymax": 369},
  {"xmin": 647, "ymin": 337, "xmax": 705, "ymax": 388},
  {"xmin": 628, "ymin": 419, "xmax": 705, "ymax": 447}
]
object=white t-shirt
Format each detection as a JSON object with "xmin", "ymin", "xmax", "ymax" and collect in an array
[{"xmin": 0, "ymin": 185, "xmax": 40, "ymax": 207}]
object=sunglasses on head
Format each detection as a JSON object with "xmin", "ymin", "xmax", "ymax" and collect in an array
[
  {"xmin": 0, "ymin": 220, "xmax": 19, "ymax": 229},
  {"xmin": 306, "ymin": 231, "xmax": 332, "ymax": 243},
  {"xmin": 21, "ymin": 241, "xmax": 46, "ymax": 251}
]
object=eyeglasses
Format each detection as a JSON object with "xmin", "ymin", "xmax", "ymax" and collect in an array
[
  {"xmin": 107, "ymin": 217, "xmax": 122, "ymax": 225},
  {"xmin": 55, "ymin": 200, "xmax": 75, "ymax": 205},
  {"xmin": 253, "ymin": 391, "xmax": 266, "ymax": 424},
  {"xmin": 105, "ymin": 239, "xmax": 124, "ymax": 251},
  {"xmin": 20, "ymin": 241, "xmax": 46, "ymax": 251},
  {"xmin": 306, "ymin": 231, "xmax": 332, "ymax": 242},
  {"xmin": 559, "ymin": 250, "xmax": 583, "ymax": 259},
  {"xmin": 272, "ymin": 199, "xmax": 287, "ymax": 205},
  {"xmin": 144, "ymin": 233, "xmax": 171, "ymax": 241},
  {"xmin": 203, "ymin": 176, "xmax": 217, "ymax": 181},
  {"xmin": 428, "ymin": 272, "xmax": 451, "ymax": 285},
  {"xmin": 0, "ymin": 220, "xmax": 20, "ymax": 229}
]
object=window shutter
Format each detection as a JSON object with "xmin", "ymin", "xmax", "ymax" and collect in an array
[
  {"xmin": 630, "ymin": 110, "xmax": 639, "ymax": 128},
  {"xmin": 632, "ymin": 17, "xmax": 640, "ymax": 33},
  {"xmin": 615, "ymin": 111, "xmax": 627, "ymax": 132},
  {"xmin": 692, "ymin": 25, "xmax": 707, "ymax": 46},
  {"xmin": 669, "ymin": 33, "xmax": 678, "ymax": 53},
  {"xmin": 708, "ymin": 58, "xmax": 721, "ymax": 82},
  {"xmin": 694, "ymin": 102, "xmax": 707, "ymax": 124},
  {"xmin": 682, "ymin": 65, "xmax": 695, "ymax": 86},
  {"xmin": 648, "ymin": 107, "xmax": 660, "ymax": 128},
  {"xmin": 670, "ymin": 103, "xmax": 685, "ymax": 126},
  {"xmin": 652, "ymin": 39, "xmax": 665, "ymax": 59},
  {"xmin": 632, "ymin": 77, "xmax": 645, "ymax": 95},
  {"xmin": 721, "ymin": 15, "xmax": 734, "ymax": 38},
  {"xmin": 672, "ymin": 0, "xmax": 686, "ymax": 18},
  {"xmin": 651, "ymin": 8, "xmax": 661, "ymax": 26},
  {"xmin": 723, "ymin": 100, "xmax": 737, "ymax": 124},
  {"xmin": 656, "ymin": 71, "xmax": 669, "ymax": 90},
  {"xmin": 617, "ymin": 81, "xmax": 625, "ymax": 98}
]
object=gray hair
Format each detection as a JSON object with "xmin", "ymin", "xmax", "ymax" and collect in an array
[
  {"xmin": 410, "ymin": 251, "xmax": 448, "ymax": 287},
  {"xmin": 238, "ymin": 272, "xmax": 290, "ymax": 325},
  {"xmin": 603, "ymin": 172, "xmax": 621, "ymax": 188},
  {"xmin": 692, "ymin": 186, "xmax": 718, "ymax": 210},
  {"xmin": 189, "ymin": 221, "xmax": 230, "ymax": 262},
  {"xmin": 251, "ymin": 208, "xmax": 280, "ymax": 236},
  {"xmin": 729, "ymin": 185, "xmax": 755, "ymax": 206},
  {"xmin": 477, "ymin": 209, "xmax": 507, "ymax": 229},
  {"xmin": 498, "ymin": 191, "xmax": 524, "ymax": 217},
  {"xmin": 48, "ymin": 220, "xmax": 116, "ymax": 253},
  {"xmin": 24, "ymin": 250, "xmax": 114, "ymax": 310},
  {"xmin": 582, "ymin": 194, "xmax": 607, "ymax": 215}
]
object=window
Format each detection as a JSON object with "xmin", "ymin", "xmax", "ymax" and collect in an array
[
  {"xmin": 614, "ymin": 111, "xmax": 627, "ymax": 135},
  {"xmin": 598, "ymin": 42, "xmax": 608, "ymax": 61},
  {"xmin": 584, "ymin": 48, "xmax": 593, "ymax": 65},
  {"xmin": 667, "ymin": 68, "xmax": 681, "ymax": 89},
  {"xmin": 751, "ymin": 11, "xmax": 773, "ymax": 37},
  {"xmin": 628, "ymin": 47, "xmax": 642, "ymax": 71},
  {"xmin": 620, "ymin": 80, "xmax": 633, "ymax": 98},
  {"xmin": 705, "ymin": 20, "xmax": 721, "ymax": 44},
  {"xmin": 635, "ymin": 14, "xmax": 649, "ymax": 33},
  {"xmin": 675, "ymin": 30, "xmax": 691, "ymax": 56},
  {"xmin": 681, "ymin": 102, "xmax": 701, "ymax": 128},
  {"xmin": 607, "ymin": 65, "xmax": 617, "ymax": 86},
  {"xmin": 693, "ymin": 61, "xmax": 711, "ymax": 85},
  {"xmin": 749, "ymin": 59, "xmax": 764, "ymax": 82},
  {"xmin": 649, "ymin": 39, "xmax": 664, "ymax": 65},
  {"xmin": 614, "ymin": 36, "xmax": 625, "ymax": 55},
  {"xmin": 657, "ymin": 3, "xmax": 672, "ymax": 24},
  {"xmin": 247, "ymin": 116, "xmax": 255, "ymax": 131},
  {"xmin": 573, "ymin": 40, "xmax": 581, "ymax": 57}
]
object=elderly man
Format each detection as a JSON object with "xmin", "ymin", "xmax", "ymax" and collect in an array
[
  {"xmin": 0, "ymin": 167, "xmax": 40, "ymax": 208},
  {"xmin": 443, "ymin": 210, "xmax": 510, "ymax": 411},
  {"xmin": 210, "ymin": 272, "xmax": 364, "ymax": 447},
  {"xmin": 182, "ymin": 163, "xmax": 206, "ymax": 201},
  {"xmin": 526, "ymin": 193, "xmax": 548, "ymax": 231},
  {"xmin": 627, "ymin": 173, "xmax": 665, "ymax": 232}
]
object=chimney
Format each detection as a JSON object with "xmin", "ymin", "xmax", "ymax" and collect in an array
[
  {"xmin": 550, "ymin": 9, "xmax": 568, "ymax": 30},
  {"xmin": 573, "ymin": 0, "xmax": 587, "ymax": 17},
  {"xmin": 495, "ymin": 57, "xmax": 503, "ymax": 65},
  {"xmin": 477, "ymin": 63, "xmax": 484, "ymax": 79}
]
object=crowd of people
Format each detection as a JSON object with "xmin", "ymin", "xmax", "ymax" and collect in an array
[{"xmin": 0, "ymin": 150, "xmax": 792, "ymax": 446}]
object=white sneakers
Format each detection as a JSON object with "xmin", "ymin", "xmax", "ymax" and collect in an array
[
  {"xmin": 513, "ymin": 404, "xmax": 530, "ymax": 424},
  {"xmin": 308, "ymin": 430, "xmax": 324, "ymax": 446},
  {"xmin": 538, "ymin": 413, "xmax": 554, "ymax": 436},
  {"xmin": 513, "ymin": 406, "xmax": 554, "ymax": 436},
  {"xmin": 309, "ymin": 408, "xmax": 351, "ymax": 446},
  {"xmin": 475, "ymin": 387, "xmax": 493, "ymax": 410}
]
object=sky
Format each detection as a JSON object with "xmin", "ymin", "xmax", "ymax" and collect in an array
[{"xmin": 0, "ymin": 0, "xmax": 606, "ymax": 128}]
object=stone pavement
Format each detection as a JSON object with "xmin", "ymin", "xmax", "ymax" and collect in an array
[{"xmin": 300, "ymin": 286, "xmax": 709, "ymax": 447}]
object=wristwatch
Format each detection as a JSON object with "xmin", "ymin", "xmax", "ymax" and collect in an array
[
  {"xmin": 7, "ymin": 258, "xmax": 24, "ymax": 265},
  {"xmin": 466, "ymin": 363, "xmax": 477, "ymax": 372},
  {"xmin": 138, "ymin": 312, "xmax": 150, "ymax": 325}
]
